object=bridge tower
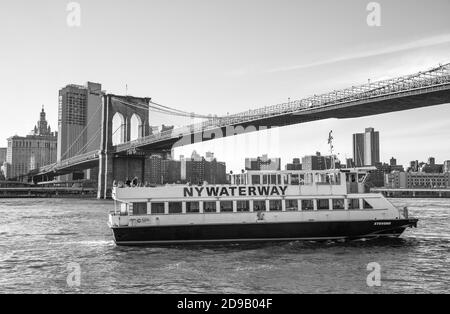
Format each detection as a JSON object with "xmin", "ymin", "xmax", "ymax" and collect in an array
[{"xmin": 98, "ymin": 94, "xmax": 151, "ymax": 199}]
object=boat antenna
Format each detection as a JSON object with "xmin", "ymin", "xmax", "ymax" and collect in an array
[{"xmin": 328, "ymin": 130, "xmax": 335, "ymax": 170}]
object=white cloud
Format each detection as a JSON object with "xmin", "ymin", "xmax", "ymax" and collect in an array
[{"xmin": 266, "ymin": 33, "xmax": 450, "ymax": 73}]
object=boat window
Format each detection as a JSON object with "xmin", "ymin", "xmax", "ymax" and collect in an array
[
  {"xmin": 270, "ymin": 175, "xmax": 277, "ymax": 184},
  {"xmin": 252, "ymin": 175, "xmax": 260, "ymax": 184},
  {"xmin": 120, "ymin": 203, "xmax": 128, "ymax": 215},
  {"xmin": 291, "ymin": 174, "xmax": 299, "ymax": 185},
  {"xmin": 348, "ymin": 199, "xmax": 360, "ymax": 210},
  {"xmin": 263, "ymin": 175, "xmax": 268, "ymax": 185},
  {"xmin": 253, "ymin": 200, "xmax": 266, "ymax": 212},
  {"xmin": 305, "ymin": 173, "xmax": 314, "ymax": 185},
  {"xmin": 220, "ymin": 201, "xmax": 233, "ymax": 212},
  {"xmin": 358, "ymin": 174, "xmax": 366, "ymax": 183},
  {"xmin": 329, "ymin": 173, "xmax": 341, "ymax": 185},
  {"xmin": 269, "ymin": 200, "xmax": 282, "ymax": 211},
  {"xmin": 283, "ymin": 175, "xmax": 289, "ymax": 185},
  {"xmin": 317, "ymin": 199, "xmax": 330, "ymax": 210},
  {"xmin": 302, "ymin": 199, "xmax": 314, "ymax": 211},
  {"xmin": 169, "ymin": 202, "xmax": 182, "ymax": 214},
  {"xmin": 186, "ymin": 201, "xmax": 200, "ymax": 213},
  {"xmin": 151, "ymin": 202, "xmax": 165, "ymax": 214},
  {"xmin": 203, "ymin": 201, "xmax": 216, "ymax": 213},
  {"xmin": 277, "ymin": 175, "xmax": 281, "ymax": 185},
  {"xmin": 363, "ymin": 200, "xmax": 373, "ymax": 209},
  {"xmin": 133, "ymin": 202, "xmax": 147, "ymax": 215},
  {"xmin": 237, "ymin": 200, "xmax": 250, "ymax": 212},
  {"xmin": 332, "ymin": 199, "xmax": 345, "ymax": 210},
  {"xmin": 286, "ymin": 199, "xmax": 298, "ymax": 211}
]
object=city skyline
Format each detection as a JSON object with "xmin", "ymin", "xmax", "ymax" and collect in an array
[{"xmin": 1, "ymin": 0, "xmax": 450, "ymax": 172}]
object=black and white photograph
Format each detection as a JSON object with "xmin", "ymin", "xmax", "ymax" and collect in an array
[{"xmin": 0, "ymin": 0, "xmax": 449, "ymax": 298}]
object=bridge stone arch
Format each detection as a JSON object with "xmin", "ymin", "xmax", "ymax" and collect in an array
[
  {"xmin": 102, "ymin": 94, "xmax": 150, "ymax": 150},
  {"xmin": 112, "ymin": 112, "xmax": 126, "ymax": 145},
  {"xmin": 98, "ymin": 94, "xmax": 151, "ymax": 198},
  {"xmin": 130, "ymin": 113, "xmax": 144, "ymax": 141}
]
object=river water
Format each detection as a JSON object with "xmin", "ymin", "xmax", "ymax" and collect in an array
[{"xmin": 0, "ymin": 198, "xmax": 448, "ymax": 294}]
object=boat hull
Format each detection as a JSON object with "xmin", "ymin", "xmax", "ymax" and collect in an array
[{"xmin": 111, "ymin": 218, "xmax": 418, "ymax": 246}]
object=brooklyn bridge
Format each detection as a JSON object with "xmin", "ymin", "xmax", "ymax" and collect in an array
[{"xmin": 20, "ymin": 63, "xmax": 450, "ymax": 198}]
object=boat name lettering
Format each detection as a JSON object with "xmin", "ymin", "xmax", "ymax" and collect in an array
[{"xmin": 183, "ymin": 186, "xmax": 288, "ymax": 197}]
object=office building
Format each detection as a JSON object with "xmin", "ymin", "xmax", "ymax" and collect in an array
[
  {"xmin": 302, "ymin": 152, "xmax": 339, "ymax": 171},
  {"xmin": 4, "ymin": 108, "xmax": 57, "ymax": 179},
  {"xmin": 57, "ymin": 82, "xmax": 102, "ymax": 181},
  {"xmin": 285, "ymin": 158, "xmax": 302, "ymax": 171},
  {"xmin": 444, "ymin": 160, "xmax": 450, "ymax": 173},
  {"xmin": 385, "ymin": 172, "xmax": 450, "ymax": 189},
  {"xmin": 245, "ymin": 154, "xmax": 281, "ymax": 171},
  {"xmin": 57, "ymin": 82, "xmax": 102, "ymax": 161},
  {"xmin": 0, "ymin": 148, "xmax": 6, "ymax": 166},
  {"xmin": 353, "ymin": 127, "xmax": 380, "ymax": 167},
  {"xmin": 145, "ymin": 152, "xmax": 226, "ymax": 185}
]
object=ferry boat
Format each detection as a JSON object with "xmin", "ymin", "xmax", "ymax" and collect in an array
[{"xmin": 108, "ymin": 168, "xmax": 418, "ymax": 246}]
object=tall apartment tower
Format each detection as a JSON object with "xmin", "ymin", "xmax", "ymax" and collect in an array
[
  {"xmin": 352, "ymin": 127, "xmax": 380, "ymax": 167},
  {"xmin": 57, "ymin": 82, "xmax": 102, "ymax": 161}
]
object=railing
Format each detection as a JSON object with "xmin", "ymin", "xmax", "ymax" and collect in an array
[{"xmin": 36, "ymin": 151, "xmax": 99, "ymax": 174}]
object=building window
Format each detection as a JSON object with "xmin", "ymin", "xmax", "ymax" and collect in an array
[
  {"xmin": 286, "ymin": 199, "xmax": 298, "ymax": 211},
  {"xmin": 220, "ymin": 201, "xmax": 233, "ymax": 212},
  {"xmin": 169, "ymin": 202, "xmax": 182, "ymax": 214},
  {"xmin": 186, "ymin": 201, "xmax": 200, "ymax": 213},
  {"xmin": 253, "ymin": 200, "xmax": 266, "ymax": 212},
  {"xmin": 269, "ymin": 200, "xmax": 282, "ymax": 211},
  {"xmin": 332, "ymin": 199, "xmax": 345, "ymax": 210},
  {"xmin": 132, "ymin": 202, "xmax": 147, "ymax": 215},
  {"xmin": 151, "ymin": 202, "xmax": 165, "ymax": 214},
  {"xmin": 302, "ymin": 199, "xmax": 314, "ymax": 211},
  {"xmin": 237, "ymin": 200, "xmax": 250, "ymax": 212},
  {"xmin": 348, "ymin": 199, "xmax": 360, "ymax": 210},
  {"xmin": 203, "ymin": 201, "xmax": 216, "ymax": 213},
  {"xmin": 317, "ymin": 199, "xmax": 329, "ymax": 210}
]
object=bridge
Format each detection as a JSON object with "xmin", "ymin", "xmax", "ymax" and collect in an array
[{"xmin": 25, "ymin": 63, "xmax": 450, "ymax": 198}]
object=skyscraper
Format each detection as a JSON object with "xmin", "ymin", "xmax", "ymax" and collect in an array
[
  {"xmin": 245, "ymin": 154, "xmax": 281, "ymax": 171},
  {"xmin": 57, "ymin": 82, "xmax": 102, "ymax": 161},
  {"xmin": 352, "ymin": 127, "xmax": 380, "ymax": 167}
]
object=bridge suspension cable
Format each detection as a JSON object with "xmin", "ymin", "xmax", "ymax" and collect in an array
[
  {"xmin": 111, "ymin": 96, "xmax": 222, "ymax": 119},
  {"xmin": 59, "ymin": 103, "xmax": 103, "ymax": 161}
]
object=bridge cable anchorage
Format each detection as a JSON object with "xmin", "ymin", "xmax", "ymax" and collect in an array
[{"xmin": 59, "ymin": 103, "xmax": 104, "ymax": 161}]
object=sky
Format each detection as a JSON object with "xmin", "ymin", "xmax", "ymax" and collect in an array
[{"xmin": 0, "ymin": 0, "xmax": 449, "ymax": 172}]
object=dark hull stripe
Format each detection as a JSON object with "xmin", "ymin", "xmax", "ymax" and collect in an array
[{"xmin": 111, "ymin": 219, "xmax": 417, "ymax": 246}]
